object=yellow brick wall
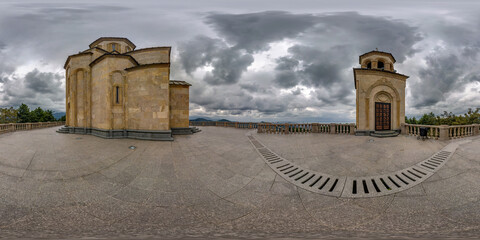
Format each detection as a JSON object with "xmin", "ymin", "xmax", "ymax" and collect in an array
[
  {"xmin": 169, "ymin": 85, "xmax": 190, "ymax": 128},
  {"xmin": 126, "ymin": 66, "xmax": 170, "ymax": 131}
]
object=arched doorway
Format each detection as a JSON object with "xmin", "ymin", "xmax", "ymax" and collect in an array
[{"xmin": 374, "ymin": 92, "xmax": 392, "ymax": 131}]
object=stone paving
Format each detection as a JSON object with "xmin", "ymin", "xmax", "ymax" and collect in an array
[{"xmin": 0, "ymin": 126, "xmax": 479, "ymax": 239}]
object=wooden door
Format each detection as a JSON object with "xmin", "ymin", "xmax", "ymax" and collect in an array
[{"xmin": 375, "ymin": 102, "xmax": 391, "ymax": 131}]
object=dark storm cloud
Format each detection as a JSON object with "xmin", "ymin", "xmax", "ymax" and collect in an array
[
  {"xmin": 24, "ymin": 69, "xmax": 63, "ymax": 94},
  {"xmin": 179, "ymin": 11, "xmax": 424, "ymax": 116},
  {"xmin": 205, "ymin": 11, "xmax": 318, "ymax": 52},
  {"xmin": 410, "ymin": 48, "xmax": 480, "ymax": 108},
  {"xmin": 312, "ymin": 12, "xmax": 423, "ymax": 63},
  {"xmin": 179, "ymin": 35, "xmax": 254, "ymax": 85},
  {"xmin": 274, "ymin": 57, "xmax": 300, "ymax": 88},
  {"xmin": 0, "ymin": 69, "xmax": 64, "ymax": 109}
]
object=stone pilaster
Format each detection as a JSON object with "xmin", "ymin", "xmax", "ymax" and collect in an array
[
  {"xmin": 329, "ymin": 123, "xmax": 337, "ymax": 134},
  {"xmin": 438, "ymin": 125, "xmax": 450, "ymax": 141},
  {"xmin": 349, "ymin": 123, "xmax": 356, "ymax": 135}
]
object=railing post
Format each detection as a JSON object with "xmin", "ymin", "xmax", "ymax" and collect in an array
[
  {"xmin": 329, "ymin": 123, "xmax": 336, "ymax": 134},
  {"xmin": 312, "ymin": 123, "xmax": 318, "ymax": 133},
  {"xmin": 9, "ymin": 123, "xmax": 14, "ymax": 132},
  {"xmin": 473, "ymin": 124, "xmax": 479, "ymax": 136},
  {"xmin": 401, "ymin": 123, "xmax": 406, "ymax": 135},
  {"xmin": 438, "ymin": 125, "xmax": 449, "ymax": 141},
  {"xmin": 257, "ymin": 124, "xmax": 263, "ymax": 133},
  {"xmin": 349, "ymin": 123, "xmax": 355, "ymax": 135},
  {"xmin": 284, "ymin": 123, "xmax": 289, "ymax": 134}
]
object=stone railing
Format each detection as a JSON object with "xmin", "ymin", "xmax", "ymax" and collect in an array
[
  {"xmin": 257, "ymin": 123, "xmax": 355, "ymax": 135},
  {"xmin": 189, "ymin": 121, "xmax": 258, "ymax": 129},
  {"xmin": 402, "ymin": 123, "xmax": 480, "ymax": 140},
  {"xmin": 0, "ymin": 122, "xmax": 65, "ymax": 134}
]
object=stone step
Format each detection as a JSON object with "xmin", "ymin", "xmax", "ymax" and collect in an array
[{"xmin": 370, "ymin": 131, "xmax": 399, "ymax": 138}]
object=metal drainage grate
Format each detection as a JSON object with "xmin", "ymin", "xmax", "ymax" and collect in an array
[
  {"xmin": 249, "ymin": 135, "xmax": 345, "ymax": 197},
  {"xmin": 248, "ymin": 134, "xmax": 460, "ymax": 198}
]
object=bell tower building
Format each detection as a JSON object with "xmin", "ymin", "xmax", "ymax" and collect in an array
[{"xmin": 353, "ymin": 50, "xmax": 408, "ymax": 136}]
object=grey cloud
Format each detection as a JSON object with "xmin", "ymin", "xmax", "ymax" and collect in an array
[
  {"xmin": 178, "ymin": 35, "xmax": 226, "ymax": 74},
  {"xmin": 203, "ymin": 48, "xmax": 254, "ymax": 85},
  {"xmin": 25, "ymin": 69, "xmax": 63, "ymax": 94},
  {"xmin": 178, "ymin": 35, "xmax": 254, "ymax": 85},
  {"xmin": 0, "ymin": 69, "xmax": 64, "ymax": 111},
  {"xmin": 410, "ymin": 51, "xmax": 464, "ymax": 107},
  {"xmin": 183, "ymin": 11, "xmax": 423, "ymax": 116},
  {"xmin": 311, "ymin": 12, "xmax": 423, "ymax": 63},
  {"xmin": 205, "ymin": 11, "xmax": 318, "ymax": 52},
  {"xmin": 274, "ymin": 57, "xmax": 300, "ymax": 88}
]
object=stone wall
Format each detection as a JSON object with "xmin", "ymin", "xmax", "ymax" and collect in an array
[
  {"xmin": 126, "ymin": 64, "xmax": 170, "ymax": 130},
  {"xmin": 169, "ymin": 85, "xmax": 189, "ymax": 128}
]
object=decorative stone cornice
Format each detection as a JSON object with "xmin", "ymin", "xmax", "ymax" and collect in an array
[{"xmin": 89, "ymin": 37, "xmax": 136, "ymax": 49}]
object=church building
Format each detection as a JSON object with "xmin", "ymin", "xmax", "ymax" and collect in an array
[
  {"xmin": 59, "ymin": 37, "xmax": 192, "ymax": 140},
  {"xmin": 354, "ymin": 50, "xmax": 408, "ymax": 136}
]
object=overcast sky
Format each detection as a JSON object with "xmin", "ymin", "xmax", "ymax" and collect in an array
[{"xmin": 0, "ymin": 0, "xmax": 479, "ymax": 122}]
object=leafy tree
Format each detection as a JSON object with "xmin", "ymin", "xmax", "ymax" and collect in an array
[
  {"xmin": 0, "ymin": 107, "xmax": 18, "ymax": 123},
  {"xmin": 418, "ymin": 112, "xmax": 436, "ymax": 125},
  {"xmin": 17, "ymin": 103, "xmax": 31, "ymax": 123},
  {"xmin": 43, "ymin": 110, "xmax": 56, "ymax": 122},
  {"xmin": 58, "ymin": 115, "xmax": 66, "ymax": 121}
]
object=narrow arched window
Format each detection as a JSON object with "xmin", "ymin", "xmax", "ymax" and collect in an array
[
  {"xmin": 367, "ymin": 62, "xmax": 372, "ymax": 69},
  {"xmin": 116, "ymin": 86, "xmax": 120, "ymax": 104},
  {"xmin": 377, "ymin": 61, "xmax": 384, "ymax": 69},
  {"xmin": 112, "ymin": 43, "xmax": 116, "ymax": 51}
]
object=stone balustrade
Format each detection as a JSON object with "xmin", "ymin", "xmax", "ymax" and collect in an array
[
  {"xmin": 257, "ymin": 123, "xmax": 355, "ymax": 135},
  {"xmin": 0, "ymin": 122, "xmax": 65, "ymax": 134},
  {"xmin": 189, "ymin": 121, "xmax": 258, "ymax": 129},
  {"xmin": 402, "ymin": 123, "xmax": 480, "ymax": 140}
]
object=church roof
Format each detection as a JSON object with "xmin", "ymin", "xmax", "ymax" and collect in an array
[
  {"xmin": 353, "ymin": 68, "xmax": 409, "ymax": 89},
  {"xmin": 89, "ymin": 37, "xmax": 136, "ymax": 49},
  {"xmin": 359, "ymin": 50, "xmax": 396, "ymax": 64},
  {"xmin": 169, "ymin": 80, "xmax": 192, "ymax": 86},
  {"xmin": 89, "ymin": 53, "xmax": 139, "ymax": 67}
]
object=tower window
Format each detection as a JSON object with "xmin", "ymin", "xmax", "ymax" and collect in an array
[
  {"xmin": 116, "ymin": 86, "xmax": 120, "ymax": 104},
  {"xmin": 377, "ymin": 61, "xmax": 384, "ymax": 69},
  {"xmin": 112, "ymin": 43, "xmax": 116, "ymax": 51},
  {"xmin": 366, "ymin": 62, "xmax": 371, "ymax": 69}
]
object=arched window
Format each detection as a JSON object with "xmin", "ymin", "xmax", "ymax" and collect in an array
[
  {"xmin": 115, "ymin": 86, "xmax": 120, "ymax": 104},
  {"xmin": 112, "ymin": 43, "xmax": 116, "ymax": 51},
  {"xmin": 377, "ymin": 61, "xmax": 384, "ymax": 70},
  {"xmin": 366, "ymin": 62, "xmax": 372, "ymax": 69}
]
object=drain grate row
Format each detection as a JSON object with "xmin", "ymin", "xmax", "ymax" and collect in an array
[
  {"xmin": 251, "ymin": 137, "xmax": 345, "ymax": 197},
  {"xmin": 248, "ymin": 134, "xmax": 458, "ymax": 198},
  {"xmin": 416, "ymin": 150, "xmax": 451, "ymax": 172}
]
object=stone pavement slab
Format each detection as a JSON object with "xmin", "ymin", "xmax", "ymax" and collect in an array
[{"xmin": 0, "ymin": 126, "xmax": 479, "ymax": 239}]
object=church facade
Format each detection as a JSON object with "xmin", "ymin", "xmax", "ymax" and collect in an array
[
  {"xmin": 60, "ymin": 37, "xmax": 192, "ymax": 140},
  {"xmin": 354, "ymin": 50, "xmax": 408, "ymax": 136}
]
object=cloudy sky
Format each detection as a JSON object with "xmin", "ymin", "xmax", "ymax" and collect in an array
[{"xmin": 0, "ymin": 0, "xmax": 479, "ymax": 122}]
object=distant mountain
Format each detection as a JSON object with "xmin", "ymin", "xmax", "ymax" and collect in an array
[
  {"xmin": 190, "ymin": 118, "xmax": 212, "ymax": 122},
  {"xmin": 53, "ymin": 112, "xmax": 66, "ymax": 120},
  {"xmin": 189, "ymin": 117, "xmax": 232, "ymax": 122}
]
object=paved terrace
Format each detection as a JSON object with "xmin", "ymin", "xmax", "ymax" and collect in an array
[{"xmin": 0, "ymin": 126, "xmax": 479, "ymax": 239}]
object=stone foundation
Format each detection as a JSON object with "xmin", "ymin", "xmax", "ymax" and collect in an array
[{"xmin": 58, "ymin": 126, "xmax": 174, "ymax": 141}]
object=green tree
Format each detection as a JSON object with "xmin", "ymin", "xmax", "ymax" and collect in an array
[
  {"xmin": 43, "ymin": 110, "xmax": 56, "ymax": 122},
  {"xmin": 17, "ymin": 103, "xmax": 31, "ymax": 123},
  {"xmin": 58, "ymin": 115, "xmax": 66, "ymax": 121},
  {"xmin": 30, "ymin": 107, "xmax": 45, "ymax": 122},
  {"xmin": 0, "ymin": 107, "xmax": 18, "ymax": 123},
  {"xmin": 418, "ymin": 112, "xmax": 437, "ymax": 125}
]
